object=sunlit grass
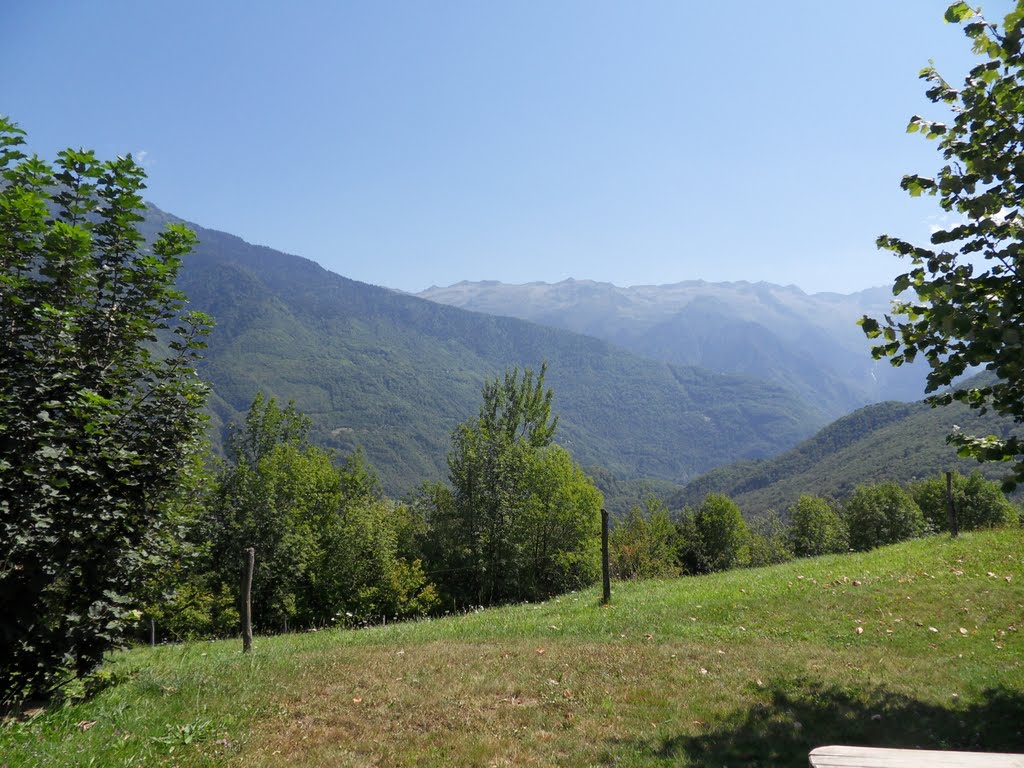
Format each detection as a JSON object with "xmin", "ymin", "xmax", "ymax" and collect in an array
[{"xmin": 4, "ymin": 529, "xmax": 1023, "ymax": 766}]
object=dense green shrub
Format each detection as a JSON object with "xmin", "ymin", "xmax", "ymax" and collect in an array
[
  {"xmin": 679, "ymin": 494, "xmax": 749, "ymax": 574},
  {"xmin": 747, "ymin": 512, "xmax": 794, "ymax": 567},
  {"xmin": 844, "ymin": 483, "xmax": 925, "ymax": 551},
  {"xmin": 788, "ymin": 495, "xmax": 848, "ymax": 557},
  {"xmin": 314, "ymin": 496, "xmax": 438, "ymax": 624},
  {"xmin": 909, "ymin": 471, "xmax": 1019, "ymax": 533},
  {"xmin": 146, "ymin": 582, "xmax": 239, "ymax": 642},
  {"xmin": 198, "ymin": 395, "xmax": 438, "ymax": 633},
  {"xmin": 0, "ymin": 120, "xmax": 211, "ymax": 705},
  {"xmin": 609, "ymin": 497, "xmax": 680, "ymax": 580},
  {"xmin": 423, "ymin": 366, "xmax": 602, "ymax": 606}
]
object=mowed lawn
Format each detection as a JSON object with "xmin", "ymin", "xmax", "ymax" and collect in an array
[{"xmin": 4, "ymin": 529, "xmax": 1024, "ymax": 767}]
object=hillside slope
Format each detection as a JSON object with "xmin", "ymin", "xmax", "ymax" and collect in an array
[
  {"xmin": 418, "ymin": 278, "xmax": 930, "ymax": 418},
  {"xmin": 669, "ymin": 385, "xmax": 1021, "ymax": 515},
  {"xmin": 7, "ymin": 529, "xmax": 1024, "ymax": 766},
  {"xmin": 146, "ymin": 207, "xmax": 828, "ymax": 493}
]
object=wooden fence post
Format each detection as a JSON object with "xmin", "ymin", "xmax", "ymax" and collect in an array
[
  {"xmin": 150, "ymin": 618, "xmax": 155, "ymax": 648},
  {"xmin": 601, "ymin": 508, "xmax": 611, "ymax": 605},
  {"xmin": 242, "ymin": 547, "xmax": 255, "ymax": 653},
  {"xmin": 946, "ymin": 471, "xmax": 959, "ymax": 538}
]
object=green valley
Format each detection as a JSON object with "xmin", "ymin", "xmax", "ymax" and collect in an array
[
  {"xmin": 153, "ymin": 206, "xmax": 828, "ymax": 495},
  {"xmin": 669, "ymin": 385, "xmax": 1022, "ymax": 517}
]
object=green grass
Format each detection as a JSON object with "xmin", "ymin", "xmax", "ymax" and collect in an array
[{"xmin": 4, "ymin": 529, "xmax": 1024, "ymax": 767}]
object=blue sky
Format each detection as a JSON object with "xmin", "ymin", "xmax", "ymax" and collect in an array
[{"xmin": 3, "ymin": 1, "xmax": 1010, "ymax": 294}]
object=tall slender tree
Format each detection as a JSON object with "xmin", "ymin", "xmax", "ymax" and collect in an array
[{"xmin": 427, "ymin": 363, "xmax": 600, "ymax": 606}]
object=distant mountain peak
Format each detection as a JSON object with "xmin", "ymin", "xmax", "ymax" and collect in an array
[
  {"xmin": 163, "ymin": 209, "xmax": 828, "ymax": 496},
  {"xmin": 417, "ymin": 277, "xmax": 928, "ymax": 418}
]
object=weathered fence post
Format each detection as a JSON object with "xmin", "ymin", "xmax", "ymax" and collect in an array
[
  {"xmin": 150, "ymin": 618, "xmax": 155, "ymax": 648},
  {"xmin": 946, "ymin": 471, "xmax": 959, "ymax": 538},
  {"xmin": 242, "ymin": 547, "xmax": 255, "ymax": 653},
  {"xmin": 601, "ymin": 508, "xmax": 611, "ymax": 605}
]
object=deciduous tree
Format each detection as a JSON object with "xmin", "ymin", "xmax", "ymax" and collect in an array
[
  {"xmin": 0, "ymin": 118, "xmax": 211, "ymax": 704},
  {"xmin": 203, "ymin": 394, "xmax": 341, "ymax": 630},
  {"xmin": 844, "ymin": 483, "xmax": 925, "ymax": 551},
  {"xmin": 788, "ymin": 495, "xmax": 849, "ymax": 557},
  {"xmin": 609, "ymin": 496, "xmax": 680, "ymax": 580},
  {"xmin": 909, "ymin": 470, "xmax": 1019, "ymax": 532},
  {"xmin": 426, "ymin": 364, "xmax": 601, "ymax": 605},
  {"xmin": 862, "ymin": 2, "xmax": 1024, "ymax": 487},
  {"xmin": 679, "ymin": 494, "xmax": 749, "ymax": 574}
]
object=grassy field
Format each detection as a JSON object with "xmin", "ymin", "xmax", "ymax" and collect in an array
[{"xmin": 4, "ymin": 529, "xmax": 1024, "ymax": 767}]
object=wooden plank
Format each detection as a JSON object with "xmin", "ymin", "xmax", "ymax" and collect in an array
[{"xmin": 810, "ymin": 745, "xmax": 1024, "ymax": 768}]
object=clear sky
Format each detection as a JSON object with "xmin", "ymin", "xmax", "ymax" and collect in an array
[{"xmin": 3, "ymin": 1, "xmax": 1011, "ymax": 294}]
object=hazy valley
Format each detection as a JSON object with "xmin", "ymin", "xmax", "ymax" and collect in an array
[{"xmin": 418, "ymin": 278, "xmax": 930, "ymax": 419}]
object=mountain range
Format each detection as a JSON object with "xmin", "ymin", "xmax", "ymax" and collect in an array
[
  {"xmin": 142, "ymin": 206, "xmax": 1016, "ymax": 511},
  {"xmin": 145, "ymin": 206, "xmax": 828, "ymax": 495},
  {"xmin": 417, "ymin": 279, "xmax": 930, "ymax": 418}
]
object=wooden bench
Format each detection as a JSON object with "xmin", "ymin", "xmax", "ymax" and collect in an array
[{"xmin": 810, "ymin": 746, "xmax": 1024, "ymax": 767}]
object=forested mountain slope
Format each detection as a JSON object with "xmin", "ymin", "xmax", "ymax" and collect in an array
[
  {"xmin": 418, "ymin": 279, "xmax": 930, "ymax": 418},
  {"xmin": 669, "ymin": 382, "xmax": 1020, "ymax": 516},
  {"xmin": 146, "ymin": 207, "xmax": 828, "ymax": 494}
]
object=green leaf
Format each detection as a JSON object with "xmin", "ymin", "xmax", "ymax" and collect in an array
[{"xmin": 944, "ymin": 2, "xmax": 975, "ymax": 24}]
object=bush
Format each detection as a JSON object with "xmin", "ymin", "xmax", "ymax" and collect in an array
[
  {"xmin": 747, "ymin": 512, "xmax": 793, "ymax": 567},
  {"xmin": 909, "ymin": 471, "xmax": 1019, "ymax": 533},
  {"xmin": 788, "ymin": 495, "xmax": 848, "ymax": 557},
  {"xmin": 316, "ymin": 496, "xmax": 439, "ymax": 624},
  {"xmin": 844, "ymin": 483, "xmax": 925, "ymax": 551},
  {"xmin": 679, "ymin": 494, "xmax": 749, "ymax": 573},
  {"xmin": 145, "ymin": 582, "xmax": 239, "ymax": 642},
  {"xmin": 609, "ymin": 497, "xmax": 680, "ymax": 580}
]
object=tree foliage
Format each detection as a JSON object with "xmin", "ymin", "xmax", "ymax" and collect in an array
[
  {"xmin": 788, "ymin": 495, "xmax": 849, "ymax": 557},
  {"xmin": 424, "ymin": 364, "xmax": 601, "ymax": 606},
  {"xmin": 136, "ymin": 455, "xmax": 239, "ymax": 642},
  {"xmin": 678, "ymin": 494, "xmax": 749, "ymax": 574},
  {"xmin": 746, "ymin": 511, "xmax": 794, "ymax": 568},
  {"xmin": 908, "ymin": 470, "xmax": 1019, "ymax": 532},
  {"xmin": 313, "ymin": 494, "xmax": 437, "ymax": 625},
  {"xmin": 609, "ymin": 496, "xmax": 680, "ymax": 580},
  {"xmin": 517, "ymin": 445, "xmax": 603, "ymax": 597},
  {"xmin": 201, "ymin": 395, "xmax": 436, "ymax": 632},
  {"xmin": 844, "ymin": 483, "xmax": 926, "ymax": 552},
  {"xmin": 203, "ymin": 395, "xmax": 333, "ymax": 629},
  {"xmin": 861, "ymin": 2, "xmax": 1024, "ymax": 488},
  {"xmin": 0, "ymin": 118, "xmax": 211, "ymax": 704}
]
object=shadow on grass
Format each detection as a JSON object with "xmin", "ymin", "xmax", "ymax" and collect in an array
[{"xmin": 615, "ymin": 680, "xmax": 1024, "ymax": 767}]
